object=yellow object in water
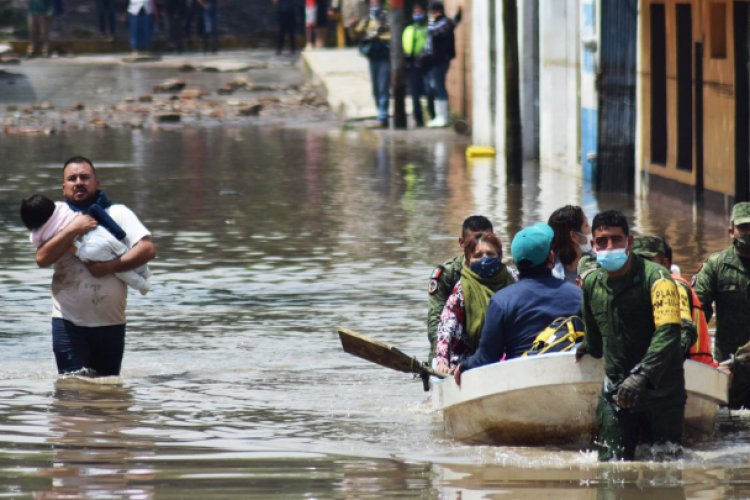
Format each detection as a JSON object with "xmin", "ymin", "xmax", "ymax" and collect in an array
[{"xmin": 465, "ymin": 145, "xmax": 497, "ymax": 158}]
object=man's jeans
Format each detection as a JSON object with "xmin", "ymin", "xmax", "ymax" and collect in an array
[
  {"xmin": 368, "ymin": 56, "xmax": 390, "ymax": 123},
  {"xmin": 425, "ymin": 61, "xmax": 450, "ymax": 100},
  {"xmin": 128, "ymin": 11, "xmax": 153, "ymax": 51},
  {"xmin": 52, "ymin": 318, "xmax": 126, "ymax": 376}
]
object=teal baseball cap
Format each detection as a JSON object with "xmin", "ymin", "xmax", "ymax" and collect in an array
[{"xmin": 511, "ymin": 223, "xmax": 554, "ymax": 268}]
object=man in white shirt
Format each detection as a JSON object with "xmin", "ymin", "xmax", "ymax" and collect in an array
[{"xmin": 35, "ymin": 156, "xmax": 156, "ymax": 376}]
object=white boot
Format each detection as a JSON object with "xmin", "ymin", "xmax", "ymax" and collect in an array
[{"xmin": 428, "ymin": 99, "xmax": 450, "ymax": 128}]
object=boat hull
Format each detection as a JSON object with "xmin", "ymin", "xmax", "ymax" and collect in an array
[{"xmin": 432, "ymin": 352, "xmax": 728, "ymax": 446}]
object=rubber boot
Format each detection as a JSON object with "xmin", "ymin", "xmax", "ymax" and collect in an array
[{"xmin": 428, "ymin": 99, "xmax": 449, "ymax": 128}]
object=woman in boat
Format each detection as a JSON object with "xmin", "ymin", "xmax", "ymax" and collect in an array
[
  {"xmin": 548, "ymin": 205, "xmax": 593, "ymax": 284},
  {"xmin": 435, "ymin": 231, "xmax": 515, "ymax": 373}
]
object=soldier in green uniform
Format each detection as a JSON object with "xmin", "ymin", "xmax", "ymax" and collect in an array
[
  {"xmin": 693, "ymin": 202, "xmax": 750, "ymax": 408},
  {"xmin": 631, "ymin": 235, "xmax": 697, "ymax": 358},
  {"xmin": 576, "ymin": 210, "xmax": 685, "ymax": 461},
  {"xmin": 427, "ymin": 215, "xmax": 494, "ymax": 360}
]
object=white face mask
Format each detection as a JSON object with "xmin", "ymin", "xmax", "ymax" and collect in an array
[{"xmin": 576, "ymin": 232, "xmax": 592, "ymax": 254}]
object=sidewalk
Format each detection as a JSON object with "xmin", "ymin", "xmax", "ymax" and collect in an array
[{"xmin": 301, "ymin": 48, "xmax": 378, "ymax": 121}]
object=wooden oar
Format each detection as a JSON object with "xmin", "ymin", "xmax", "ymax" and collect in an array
[{"xmin": 337, "ymin": 326, "xmax": 447, "ymax": 390}]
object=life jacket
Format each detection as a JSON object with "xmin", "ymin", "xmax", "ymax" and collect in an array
[
  {"xmin": 522, "ymin": 316, "xmax": 584, "ymax": 357},
  {"xmin": 673, "ymin": 273, "xmax": 717, "ymax": 367}
]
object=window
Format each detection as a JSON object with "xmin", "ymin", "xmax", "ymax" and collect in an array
[{"xmin": 710, "ymin": 2, "xmax": 727, "ymax": 59}]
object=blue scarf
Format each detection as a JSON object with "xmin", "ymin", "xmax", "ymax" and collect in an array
[{"xmin": 66, "ymin": 190, "xmax": 126, "ymax": 241}]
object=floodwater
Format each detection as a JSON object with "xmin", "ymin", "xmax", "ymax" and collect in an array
[{"xmin": 0, "ymin": 124, "xmax": 748, "ymax": 498}]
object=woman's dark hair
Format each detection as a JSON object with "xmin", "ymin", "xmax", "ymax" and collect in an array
[
  {"xmin": 464, "ymin": 231, "xmax": 502, "ymax": 261},
  {"xmin": 548, "ymin": 205, "xmax": 586, "ymax": 266},
  {"xmin": 20, "ymin": 194, "xmax": 55, "ymax": 230}
]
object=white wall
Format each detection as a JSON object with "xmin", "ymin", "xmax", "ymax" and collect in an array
[
  {"xmin": 471, "ymin": 0, "xmax": 495, "ymax": 147},
  {"xmin": 539, "ymin": 0, "xmax": 580, "ymax": 173}
]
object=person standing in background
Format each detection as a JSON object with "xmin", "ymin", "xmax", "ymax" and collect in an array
[
  {"xmin": 127, "ymin": 0, "xmax": 158, "ymax": 54},
  {"xmin": 274, "ymin": 0, "xmax": 297, "ymax": 54},
  {"xmin": 422, "ymin": 1, "xmax": 455, "ymax": 128},
  {"xmin": 95, "ymin": 0, "xmax": 116, "ymax": 41},
  {"xmin": 314, "ymin": 0, "xmax": 329, "ymax": 47},
  {"xmin": 197, "ymin": 0, "xmax": 218, "ymax": 53},
  {"xmin": 402, "ymin": 3, "xmax": 433, "ymax": 127},
  {"xmin": 164, "ymin": 0, "xmax": 186, "ymax": 52},
  {"xmin": 27, "ymin": 0, "xmax": 54, "ymax": 56},
  {"xmin": 351, "ymin": 0, "xmax": 390, "ymax": 128}
]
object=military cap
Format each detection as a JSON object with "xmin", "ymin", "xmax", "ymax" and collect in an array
[
  {"xmin": 631, "ymin": 234, "xmax": 666, "ymax": 258},
  {"xmin": 511, "ymin": 223, "xmax": 553, "ymax": 267},
  {"xmin": 732, "ymin": 202, "xmax": 750, "ymax": 225}
]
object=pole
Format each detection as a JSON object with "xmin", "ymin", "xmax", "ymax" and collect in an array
[
  {"xmin": 390, "ymin": 0, "xmax": 407, "ymax": 129},
  {"xmin": 504, "ymin": 0, "xmax": 523, "ymax": 182}
]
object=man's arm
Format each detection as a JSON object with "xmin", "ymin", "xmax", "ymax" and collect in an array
[
  {"xmin": 581, "ymin": 277, "xmax": 603, "ymax": 358},
  {"xmin": 637, "ymin": 277, "xmax": 683, "ymax": 387},
  {"xmin": 676, "ymin": 281, "xmax": 698, "ymax": 355},
  {"xmin": 86, "ymin": 236, "xmax": 156, "ymax": 277},
  {"xmin": 35, "ymin": 215, "xmax": 97, "ymax": 268},
  {"xmin": 460, "ymin": 299, "xmax": 505, "ymax": 372}
]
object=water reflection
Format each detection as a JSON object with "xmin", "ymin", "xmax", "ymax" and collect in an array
[
  {"xmin": 41, "ymin": 380, "xmax": 156, "ymax": 498},
  {"xmin": 0, "ymin": 125, "xmax": 746, "ymax": 496}
]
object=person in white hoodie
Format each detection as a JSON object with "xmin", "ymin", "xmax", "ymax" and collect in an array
[{"xmin": 422, "ymin": 1, "xmax": 455, "ymax": 128}]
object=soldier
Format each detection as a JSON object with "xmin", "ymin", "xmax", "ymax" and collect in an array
[
  {"xmin": 632, "ymin": 235, "xmax": 711, "ymax": 366},
  {"xmin": 427, "ymin": 215, "xmax": 499, "ymax": 360},
  {"xmin": 576, "ymin": 210, "xmax": 685, "ymax": 461},
  {"xmin": 693, "ymin": 201, "xmax": 750, "ymax": 407}
]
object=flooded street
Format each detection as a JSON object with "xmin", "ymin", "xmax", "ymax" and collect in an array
[{"xmin": 0, "ymin": 124, "xmax": 749, "ymax": 498}]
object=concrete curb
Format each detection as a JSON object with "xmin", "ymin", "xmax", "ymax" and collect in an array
[{"xmin": 301, "ymin": 47, "xmax": 377, "ymax": 122}]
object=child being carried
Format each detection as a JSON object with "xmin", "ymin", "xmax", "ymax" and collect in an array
[{"xmin": 21, "ymin": 194, "xmax": 151, "ymax": 295}]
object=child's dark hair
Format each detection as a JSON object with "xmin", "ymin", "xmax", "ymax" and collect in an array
[{"xmin": 20, "ymin": 194, "xmax": 55, "ymax": 230}]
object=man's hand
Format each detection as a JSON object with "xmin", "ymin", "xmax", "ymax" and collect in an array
[
  {"xmin": 453, "ymin": 363, "xmax": 462, "ymax": 386},
  {"xmin": 436, "ymin": 362, "xmax": 450, "ymax": 374},
  {"xmin": 575, "ymin": 343, "xmax": 589, "ymax": 363},
  {"xmin": 616, "ymin": 373, "xmax": 648, "ymax": 409}
]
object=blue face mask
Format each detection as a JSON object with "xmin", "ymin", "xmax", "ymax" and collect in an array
[
  {"xmin": 412, "ymin": 14, "xmax": 425, "ymax": 23},
  {"xmin": 370, "ymin": 6, "xmax": 382, "ymax": 19},
  {"xmin": 596, "ymin": 248, "xmax": 629, "ymax": 272},
  {"xmin": 470, "ymin": 256, "xmax": 502, "ymax": 279}
]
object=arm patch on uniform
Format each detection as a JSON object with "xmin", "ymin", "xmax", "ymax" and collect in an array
[
  {"xmin": 428, "ymin": 279, "xmax": 438, "ymax": 294},
  {"xmin": 430, "ymin": 267, "xmax": 443, "ymax": 280},
  {"xmin": 651, "ymin": 278, "xmax": 681, "ymax": 327},
  {"xmin": 676, "ymin": 283, "xmax": 692, "ymax": 323}
]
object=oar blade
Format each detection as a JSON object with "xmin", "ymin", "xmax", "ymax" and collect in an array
[{"xmin": 337, "ymin": 327, "xmax": 416, "ymax": 374}]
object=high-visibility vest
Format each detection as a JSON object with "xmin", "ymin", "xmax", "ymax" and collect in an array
[{"xmin": 673, "ymin": 273, "xmax": 716, "ymax": 366}]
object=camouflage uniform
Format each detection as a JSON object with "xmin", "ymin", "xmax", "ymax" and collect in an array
[
  {"xmin": 693, "ymin": 243, "xmax": 750, "ymax": 407},
  {"xmin": 427, "ymin": 255, "xmax": 463, "ymax": 360},
  {"xmin": 582, "ymin": 254, "xmax": 685, "ymax": 461},
  {"xmin": 632, "ymin": 235, "xmax": 698, "ymax": 356},
  {"xmin": 693, "ymin": 245, "xmax": 750, "ymax": 363}
]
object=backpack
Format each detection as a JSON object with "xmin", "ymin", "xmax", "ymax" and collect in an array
[{"xmin": 521, "ymin": 316, "xmax": 585, "ymax": 357}]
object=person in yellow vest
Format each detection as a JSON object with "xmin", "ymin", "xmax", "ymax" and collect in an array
[
  {"xmin": 631, "ymin": 235, "xmax": 713, "ymax": 366},
  {"xmin": 402, "ymin": 3, "xmax": 434, "ymax": 127}
]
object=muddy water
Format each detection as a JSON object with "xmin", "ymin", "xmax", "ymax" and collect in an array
[{"xmin": 0, "ymin": 126, "xmax": 748, "ymax": 498}]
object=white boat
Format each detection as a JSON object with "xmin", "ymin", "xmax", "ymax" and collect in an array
[{"xmin": 431, "ymin": 352, "xmax": 729, "ymax": 446}]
